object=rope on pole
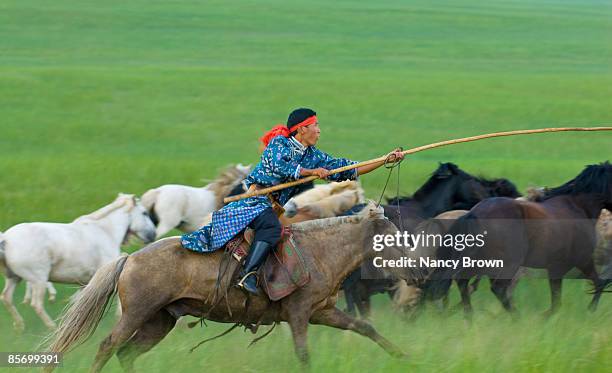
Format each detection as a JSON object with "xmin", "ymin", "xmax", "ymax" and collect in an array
[{"xmin": 224, "ymin": 126, "xmax": 612, "ymax": 203}]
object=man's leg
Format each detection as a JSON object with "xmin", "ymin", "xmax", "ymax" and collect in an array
[{"xmin": 237, "ymin": 208, "xmax": 282, "ymax": 294}]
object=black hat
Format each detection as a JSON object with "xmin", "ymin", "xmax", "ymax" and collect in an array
[{"xmin": 287, "ymin": 108, "xmax": 316, "ymax": 128}]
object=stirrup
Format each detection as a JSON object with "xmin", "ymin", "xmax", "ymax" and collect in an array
[{"xmin": 237, "ymin": 271, "xmax": 258, "ymax": 288}]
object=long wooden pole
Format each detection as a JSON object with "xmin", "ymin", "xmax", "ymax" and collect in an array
[{"xmin": 224, "ymin": 126, "xmax": 612, "ymax": 203}]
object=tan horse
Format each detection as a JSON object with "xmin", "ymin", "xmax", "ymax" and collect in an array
[
  {"xmin": 280, "ymin": 187, "xmax": 365, "ymax": 225},
  {"xmin": 198, "ymin": 181, "xmax": 364, "ymax": 227},
  {"xmin": 282, "ymin": 180, "xmax": 360, "ymax": 218},
  {"xmin": 44, "ymin": 204, "xmax": 418, "ymax": 372}
]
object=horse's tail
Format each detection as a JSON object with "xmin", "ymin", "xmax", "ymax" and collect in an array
[
  {"xmin": 391, "ymin": 280, "xmax": 422, "ymax": 310},
  {"xmin": 42, "ymin": 254, "xmax": 129, "ymax": 355},
  {"xmin": 141, "ymin": 189, "xmax": 159, "ymax": 225}
]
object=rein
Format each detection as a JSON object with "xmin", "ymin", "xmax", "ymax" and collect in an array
[
  {"xmin": 376, "ymin": 149, "xmax": 405, "ymax": 231},
  {"xmin": 224, "ymin": 126, "xmax": 612, "ymax": 204}
]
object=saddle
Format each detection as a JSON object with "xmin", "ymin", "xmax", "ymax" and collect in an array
[{"xmin": 225, "ymin": 227, "xmax": 310, "ymax": 301}]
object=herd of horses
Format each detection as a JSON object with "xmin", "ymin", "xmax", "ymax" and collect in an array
[{"xmin": 1, "ymin": 160, "xmax": 612, "ymax": 372}]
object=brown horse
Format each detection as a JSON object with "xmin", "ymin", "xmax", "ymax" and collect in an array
[
  {"xmin": 44, "ymin": 204, "xmax": 418, "ymax": 372},
  {"xmin": 426, "ymin": 162, "xmax": 612, "ymax": 320}
]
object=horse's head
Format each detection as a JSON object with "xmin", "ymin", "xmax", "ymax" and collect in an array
[
  {"xmin": 361, "ymin": 200, "xmax": 386, "ymax": 220},
  {"xmin": 119, "ymin": 194, "xmax": 156, "ymax": 243},
  {"xmin": 452, "ymin": 178, "xmax": 490, "ymax": 208},
  {"xmin": 236, "ymin": 163, "xmax": 252, "ymax": 175},
  {"xmin": 226, "ymin": 164, "xmax": 252, "ymax": 195},
  {"xmin": 413, "ymin": 163, "xmax": 487, "ymax": 215},
  {"xmin": 211, "ymin": 164, "xmax": 253, "ymax": 208},
  {"xmin": 451, "ymin": 170, "xmax": 520, "ymax": 210},
  {"xmin": 486, "ymin": 178, "xmax": 521, "ymax": 198}
]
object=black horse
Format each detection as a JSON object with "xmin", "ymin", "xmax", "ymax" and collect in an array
[
  {"xmin": 342, "ymin": 162, "xmax": 521, "ymax": 317},
  {"xmin": 384, "ymin": 162, "xmax": 520, "ymax": 232},
  {"xmin": 425, "ymin": 161, "xmax": 612, "ymax": 320}
]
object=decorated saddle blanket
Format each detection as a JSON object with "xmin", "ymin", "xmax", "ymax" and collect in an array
[{"xmin": 226, "ymin": 227, "xmax": 310, "ymax": 301}]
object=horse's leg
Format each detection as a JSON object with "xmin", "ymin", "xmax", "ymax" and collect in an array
[
  {"xmin": 356, "ymin": 283, "xmax": 371, "ymax": 318},
  {"xmin": 490, "ymin": 279, "xmax": 517, "ymax": 318},
  {"xmin": 154, "ymin": 212, "xmax": 182, "ymax": 238},
  {"xmin": 24, "ymin": 281, "xmax": 54, "ymax": 303},
  {"xmin": 22, "ymin": 282, "xmax": 32, "ymax": 304},
  {"xmin": 310, "ymin": 307, "xmax": 407, "ymax": 359},
  {"xmin": 544, "ymin": 278, "xmax": 562, "ymax": 317},
  {"xmin": 29, "ymin": 281, "xmax": 56, "ymax": 329},
  {"xmin": 358, "ymin": 294, "xmax": 371, "ymax": 319},
  {"xmin": 469, "ymin": 276, "xmax": 482, "ymax": 294},
  {"xmin": 509, "ymin": 267, "xmax": 526, "ymax": 294},
  {"xmin": 577, "ymin": 260, "xmax": 605, "ymax": 312},
  {"xmin": 47, "ymin": 282, "xmax": 57, "ymax": 302},
  {"xmin": 442, "ymin": 292, "xmax": 450, "ymax": 311},
  {"xmin": 1, "ymin": 276, "xmax": 25, "ymax": 331},
  {"xmin": 406, "ymin": 295, "xmax": 425, "ymax": 322},
  {"xmin": 343, "ymin": 288, "xmax": 357, "ymax": 316},
  {"xmin": 91, "ymin": 313, "xmax": 148, "ymax": 373},
  {"xmin": 287, "ymin": 309, "xmax": 311, "ymax": 366},
  {"xmin": 457, "ymin": 279, "xmax": 473, "ymax": 323},
  {"xmin": 116, "ymin": 309, "xmax": 176, "ymax": 373}
]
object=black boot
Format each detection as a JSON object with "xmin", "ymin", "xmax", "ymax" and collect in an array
[{"xmin": 237, "ymin": 241, "xmax": 273, "ymax": 295}]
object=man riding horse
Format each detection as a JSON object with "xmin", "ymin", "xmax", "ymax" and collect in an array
[{"xmin": 181, "ymin": 108, "xmax": 404, "ymax": 295}]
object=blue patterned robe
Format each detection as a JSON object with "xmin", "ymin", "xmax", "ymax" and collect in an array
[{"xmin": 181, "ymin": 136, "xmax": 359, "ymax": 253}]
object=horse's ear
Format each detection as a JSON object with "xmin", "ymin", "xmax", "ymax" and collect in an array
[
  {"xmin": 237, "ymin": 163, "xmax": 252, "ymax": 173},
  {"xmin": 435, "ymin": 163, "xmax": 453, "ymax": 178},
  {"xmin": 447, "ymin": 163, "xmax": 460, "ymax": 173},
  {"xmin": 368, "ymin": 204, "xmax": 385, "ymax": 220},
  {"xmin": 121, "ymin": 194, "xmax": 137, "ymax": 208}
]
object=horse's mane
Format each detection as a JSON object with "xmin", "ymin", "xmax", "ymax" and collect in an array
[
  {"xmin": 412, "ymin": 163, "xmax": 467, "ymax": 200},
  {"xmin": 474, "ymin": 176, "xmax": 521, "ymax": 198},
  {"xmin": 205, "ymin": 164, "xmax": 250, "ymax": 209},
  {"xmin": 73, "ymin": 195, "xmax": 132, "ymax": 222},
  {"xmin": 539, "ymin": 161, "xmax": 612, "ymax": 201},
  {"xmin": 291, "ymin": 180, "xmax": 359, "ymax": 206},
  {"xmin": 290, "ymin": 201, "xmax": 381, "ymax": 233},
  {"xmin": 520, "ymin": 187, "xmax": 547, "ymax": 201}
]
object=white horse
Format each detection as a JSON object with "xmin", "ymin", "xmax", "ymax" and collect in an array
[
  {"xmin": 0, "ymin": 194, "xmax": 156, "ymax": 331},
  {"xmin": 141, "ymin": 164, "xmax": 251, "ymax": 238}
]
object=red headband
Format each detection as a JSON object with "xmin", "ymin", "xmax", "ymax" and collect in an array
[{"xmin": 260, "ymin": 115, "xmax": 317, "ymax": 147}]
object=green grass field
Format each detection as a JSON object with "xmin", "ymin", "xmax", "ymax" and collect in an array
[{"xmin": 1, "ymin": 0, "xmax": 612, "ymax": 371}]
